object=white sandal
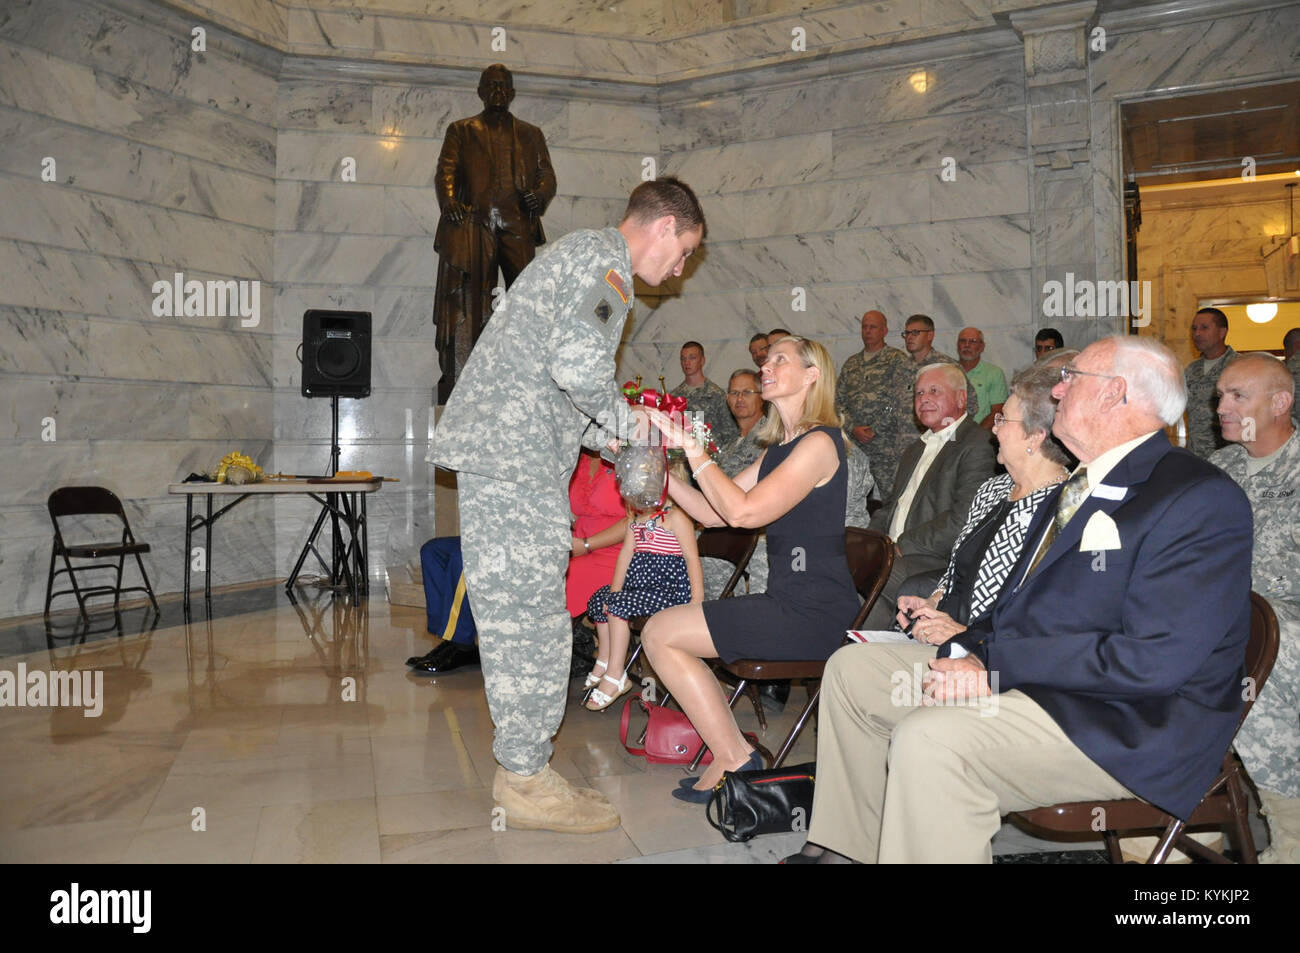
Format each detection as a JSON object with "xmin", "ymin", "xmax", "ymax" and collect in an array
[
  {"xmin": 583, "ymin": 659, "xmax": 609, "ymax": 690},
  {"xmin": 585, "ymin": 672, "xmax": 632, "ymax": 711}
]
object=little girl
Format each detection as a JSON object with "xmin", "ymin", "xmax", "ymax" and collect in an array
[{"xmin": 584, "ymin": 492, "xmax": 702, "ymax": 711}]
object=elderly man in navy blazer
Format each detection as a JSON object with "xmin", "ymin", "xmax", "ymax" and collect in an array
[{"xmin": 793, "ymin": 335, "xmax": 1253, "ymax": 864}]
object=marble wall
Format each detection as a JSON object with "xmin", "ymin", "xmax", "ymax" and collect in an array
[
  {"xmin": 0, "ymin": 0, "xmax": 280, "ymax": 618},
  {"xmin": 2, "ymin": 0, "xmax": 1297, "ymax": 619},
  {"xmin": 1137, "ymin": 192, "xmax": 1287, "ymax": 365},
  {"xmin": 640, "ymin": 44, "xmax": 1034, "ymax": 391}
]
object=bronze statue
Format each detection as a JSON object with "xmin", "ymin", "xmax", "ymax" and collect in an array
[{"xmin": 433, "ymin": 64, "xmax": 557, "ymax": 403}]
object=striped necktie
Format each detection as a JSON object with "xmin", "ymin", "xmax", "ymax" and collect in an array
[{"xmin": 1023, "ymin": 467, "xmax": 1091, "ymax": 579}]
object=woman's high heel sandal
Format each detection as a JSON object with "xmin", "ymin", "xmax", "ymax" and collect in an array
[
  {"xmin": 583, "ymin": 660, "xmax": 608, "ymax": 691},
  {"xmin": 585, "ymin": 672, "xmax": 632, "ymax": 711}
]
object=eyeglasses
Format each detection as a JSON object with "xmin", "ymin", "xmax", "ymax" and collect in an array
[
  {"xmin": 727, "ymin": 389, "xmax": 761, "ymax": 397},
  {"xmin": 992, "ymin": 413, "xmax": 1022, "ymax": 427},
  {"xmin": 1060, "ymin": 366, "xmax": 1119, "ymax": 384},
  {"xmin": 900, "ymin": 329, "xmax": 929, "ymax": 338},
  {"xmin": 1059, "ymin": 365, "xmax": 1128, "ymax": 403}
]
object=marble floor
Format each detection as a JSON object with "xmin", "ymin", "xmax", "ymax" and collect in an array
[{"xmin": 0, "ymin": 583, "xmax": 1104, "ymax": 864}]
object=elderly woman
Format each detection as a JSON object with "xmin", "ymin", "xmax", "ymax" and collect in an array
[
  {"xmin": 643, "ymin": 335, "xmax": 859, "ymax": 801},
  {"xmin": 896, "ymin": 353, "xmax": 1077, "ymax": 645}
]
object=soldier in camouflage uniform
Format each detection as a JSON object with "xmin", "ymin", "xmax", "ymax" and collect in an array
[
  {"xmin": 836, "ymin": 310, "xmax": 914, "ymax": 493},
  {"xmin": 1210, "ymin": 353, "xmax": 1299, "ymax": 863},
  {"xmin": 672, "ymin": 342, "xmax": 739, "ymax": 448},
  {"xmin": 1184, "ymin": 307, "xmax": 1237, "ymax": 458},
  {"xmin": 702, "ymin": 369, "xmax": 765, "ymax": 599},
  {"xmin": 430, "ymin": 178, "xmax": 707, "ymax": 833},
  {"xmin": 714, "ymin": 369, "xmax": 764, "ymax": 477}
]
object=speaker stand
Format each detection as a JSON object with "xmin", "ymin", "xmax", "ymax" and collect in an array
[
  {"xmin": 286, "ymin": 396, "xmax": 367, "ymax": 598},
  {"xmin": 328, "ymin": 395, "xmax": 341, "ymax": 478}
]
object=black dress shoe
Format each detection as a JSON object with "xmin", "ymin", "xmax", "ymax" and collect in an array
[
  {"xmin": 757, "ymin": 680, "xmax": 790, "ymax": 713},
  {"xmin": 409, "ymin": 641, "xmax": 480, "ymax": 673},
  {"xmin": 407, "ymin": 644, "xmax": 461, "ymax": 666}
]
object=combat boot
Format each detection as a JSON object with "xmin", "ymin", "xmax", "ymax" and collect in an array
[{"xmin": 492, "ymin": 764, "xmax": 620, "ymax": 833}]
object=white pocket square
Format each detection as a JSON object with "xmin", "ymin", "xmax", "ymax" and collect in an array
[{"xmin": 1079, "ymin": 510, "xmax": 1122, "ymax": 551}]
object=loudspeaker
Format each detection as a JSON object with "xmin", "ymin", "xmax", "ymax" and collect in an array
[{"xmin": 301, "ymin": 310, "xmax": 371, "ymax": 398}]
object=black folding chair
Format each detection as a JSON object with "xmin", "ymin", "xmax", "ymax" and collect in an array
[{"xmin": 44, "ymin": 486, "xmax": 160, "ymax": 623}]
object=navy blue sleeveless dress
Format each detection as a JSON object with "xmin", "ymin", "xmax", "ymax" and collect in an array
[{"xmin": 703, "ymin": 426, "xmax": 860, "ymax": 663}]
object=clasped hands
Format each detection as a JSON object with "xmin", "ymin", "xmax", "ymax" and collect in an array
[{"xmin": 446, "ymin": 192, "xmax": 540, "ymax": 224}]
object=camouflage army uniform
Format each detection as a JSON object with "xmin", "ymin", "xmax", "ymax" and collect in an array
[
  {"xmin": 715, "ymin": 427, "xmax": 763, "ymax": 478},
  {"xmin": 430, "ymin": 226, "xmax": 636, "ymax": 775},
  {"xmin": 1210, "ymin": 432, "xmax": 1299, "ymax": 804},
  {"xmin": 672, "ymin": 378, "xmax": 739, "ymax": 449},
  {"xmin": 836, "ymin": 346, "xmax": 913, "ymax": 494},
  {"xmin": 1184, "ymin": 347, "xmax": 1237, "ymax": 458}
]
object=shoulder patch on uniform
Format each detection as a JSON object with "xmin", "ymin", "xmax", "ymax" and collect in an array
[
  {"xmin": 594, "ymin": 299, "xmax": 612, "ymax": 324},
  {"xmin": 604, "ymin": 269, "xmax": 629, "ymax": 304}
]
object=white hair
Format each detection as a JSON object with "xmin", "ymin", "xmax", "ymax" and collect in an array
[
  {"xmin": 1107, "ymin": 335, "xmax": 1186, "ymax": 425},
  {"xmin": 915, "ymin": 362, "xmax": 968, "ymax": 394}
]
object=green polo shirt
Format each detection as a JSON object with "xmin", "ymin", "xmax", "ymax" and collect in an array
[{"xmin": 965, "ymin": 360, "xmax": 1008, "ymax": 421}]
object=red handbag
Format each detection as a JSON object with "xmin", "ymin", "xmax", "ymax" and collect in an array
[{"xmin": 619, "ymin": 693, "xmax": 717, "ymax": 765}]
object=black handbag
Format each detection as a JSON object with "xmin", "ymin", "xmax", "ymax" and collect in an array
[{"xmin": 705, "ymin": 762, "xmax": 816, "ymax": 843}]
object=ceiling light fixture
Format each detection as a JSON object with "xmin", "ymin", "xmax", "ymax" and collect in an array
[{"xmin": 1246, "ymin": 302, "xmax": 1278, "ymax": 323}]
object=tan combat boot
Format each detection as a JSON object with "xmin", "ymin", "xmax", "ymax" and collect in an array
[{"xmin": 492, "ymin": 764, "xmax": 621, "ymax": 833}]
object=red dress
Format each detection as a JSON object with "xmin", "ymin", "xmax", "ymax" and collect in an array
[{"xmin": 565, "ymin": 454, "xmax": 626, "ymax": 617}]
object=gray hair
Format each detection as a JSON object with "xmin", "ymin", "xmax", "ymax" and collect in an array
[
  {"xmin": 1107, "ymin": 335, "xmax": 1187, "ymax": 425},
  {"xmin": 728, "ymin": 368, "xmax": 760, "ymax": 387},
  {"xmin": 1009, "ymin": 361, "xmax": 1072, "ymax": 466},
  {"xmin": 915, "ymin": 361, "xmax": 968, "ymax": 395},
  {"xmin": 1034, "ymin": 347, "xmax": 1080, "ymax": 371}
]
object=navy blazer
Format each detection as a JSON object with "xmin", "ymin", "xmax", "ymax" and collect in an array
[{"xmin": 946, "ymin": 432, "xmax": 1253, "ymax": 820}]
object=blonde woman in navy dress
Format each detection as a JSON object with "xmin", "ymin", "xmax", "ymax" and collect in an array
[{"xmin": 643, "ymin": 336, "xmax": 859, "ymax": 802}]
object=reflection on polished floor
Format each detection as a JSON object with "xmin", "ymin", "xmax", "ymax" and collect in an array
[{"xmin": 0, "ymin": 584, "xmax": 1090, "ymax": 863}]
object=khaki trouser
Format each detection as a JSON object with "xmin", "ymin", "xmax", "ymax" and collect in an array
[{"xmin": 806, "ymin": 642, "xmax": 1133, "ymax": 863}]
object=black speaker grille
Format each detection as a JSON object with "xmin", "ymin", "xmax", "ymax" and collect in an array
[{"xmin": 317, "ymin": 338, "xmax": 361, "ymax": 379}]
